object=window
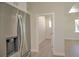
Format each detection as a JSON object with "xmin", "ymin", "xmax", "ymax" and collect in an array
[{"xmin": 75, "ymin": 19, "xmax": 79, "ymax": 32}]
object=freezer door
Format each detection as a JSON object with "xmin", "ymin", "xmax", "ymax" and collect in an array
[{"xmin": 0, "ymin": 3, "xmax": 18, "ymax": 57}]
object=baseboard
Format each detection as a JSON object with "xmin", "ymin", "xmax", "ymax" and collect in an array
[
  {"xmin": 53, "ymin": 51, "xmax": 65, "ymax": 57},
  {"xmin": 52, "ymin": 48, "xmax": 65, "ymax": 57},
  {"xmin": 65, "ymin": 38, "xmax": 79, "ymax": 40},
  {"xmin": 53, "ymin": 52, "xmax": 65, "ymax": 57}
]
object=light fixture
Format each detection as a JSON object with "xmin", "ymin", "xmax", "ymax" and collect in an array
[
  {"xmin": 69, "ymin": 8, "xmax": 78, "ymax": 13},
  {"xmin": 69, "ymin": 4, "xmax": 79, "ymax": 13}
]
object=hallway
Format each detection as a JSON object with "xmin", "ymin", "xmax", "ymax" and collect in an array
[
  {"xmin": 39, "ymin": 39, "xmax": 52, "ymax": 57},
  {"xmin": 31, "ymin": 39, "xmax": 53, "ymax": 57},
  {"xmin": 31, "ymin": 39, "xmax": 63, "ymax": 57}
]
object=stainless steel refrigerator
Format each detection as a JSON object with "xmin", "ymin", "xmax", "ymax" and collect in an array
[{"xmin": 0, "ymin": 2, "xmax": 31, "ymax": 57}]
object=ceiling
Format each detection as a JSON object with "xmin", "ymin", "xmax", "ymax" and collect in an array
[{"xmin": 27, "ymin": 2, "xmax": 76, "ymax": 13}]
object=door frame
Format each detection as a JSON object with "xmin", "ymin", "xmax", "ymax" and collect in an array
[{"xmin": 35, "ymin": 12, "xmax": 55, "ymax": 52}]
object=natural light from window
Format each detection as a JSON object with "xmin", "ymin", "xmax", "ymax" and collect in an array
[
  {"xmin": 75, "ymin": 19, "xmax": 79, "ymax": 32},
  {"xmin": 49, "ymin": 20, "xmax": 52, "ymax": 28}
]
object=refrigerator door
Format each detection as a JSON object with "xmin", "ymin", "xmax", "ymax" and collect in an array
[
  {"xmin": 23, "ymin": 13, "xmax": 31, "ymax": 56},
  {"xmin": 17, "ymin": 11, "xmax": 31, "ymax": 57},
  {"xmin": 17, "ymin": 14, "xmax": 28, "ymax": 57}
]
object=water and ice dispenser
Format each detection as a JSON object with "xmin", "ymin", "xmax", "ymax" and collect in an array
[{"xmin": 6, "ymin": 36, "xmax": 18, "ymax": 57}]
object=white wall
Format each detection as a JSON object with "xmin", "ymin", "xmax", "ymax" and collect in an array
[
  {"xmin": 53, "ymin": 10, "xmax": 65, "ymax": 56},
  {"xmin": 65, "ymin": 13, "xmax": 79, "ymax": 40}
]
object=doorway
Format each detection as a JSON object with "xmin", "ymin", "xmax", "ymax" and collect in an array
[{"xmin": 35, "ymin": 13, "xmax": 54, "ymax": 57}]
